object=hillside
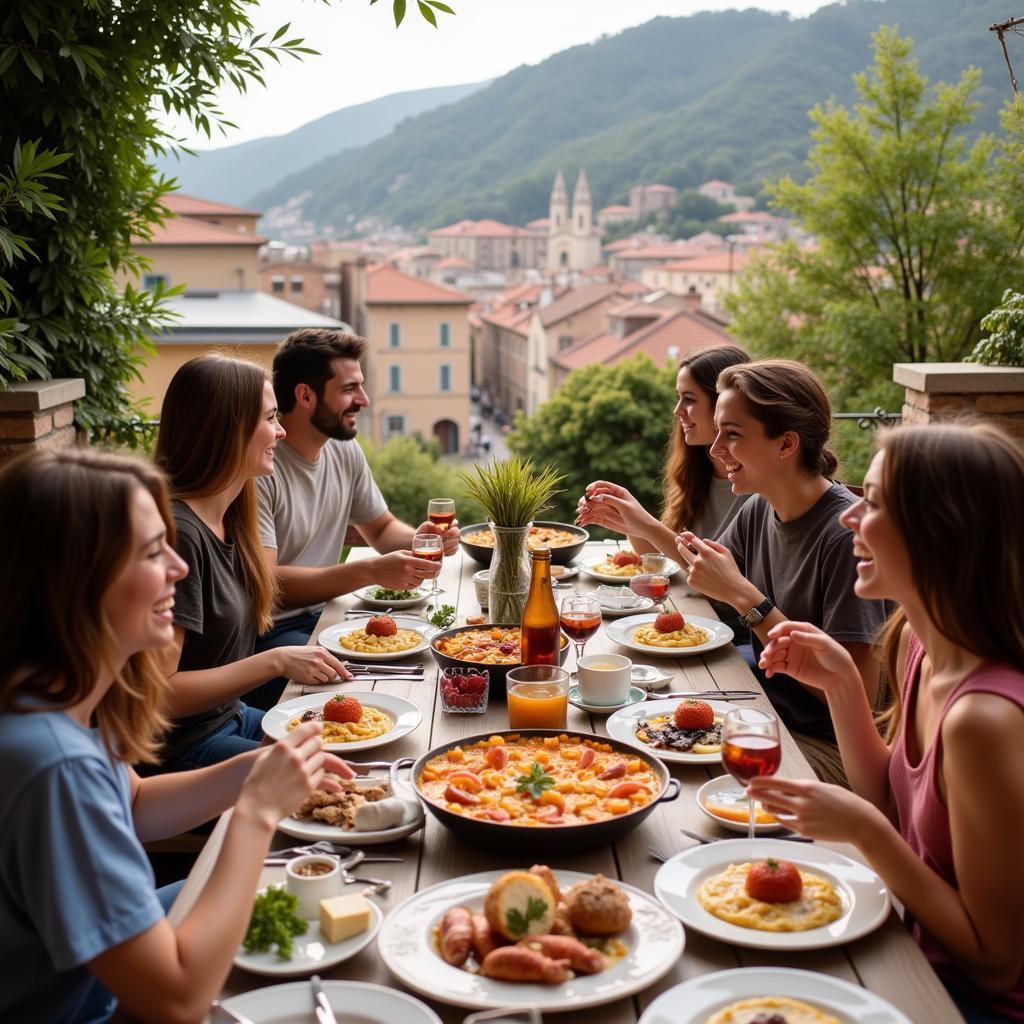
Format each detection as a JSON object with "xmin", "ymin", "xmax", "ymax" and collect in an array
[
  {"xmin": 155, "ymin": 81, "xmax": 486, "ymax": 205},
  {"xmin": 250, "ymin": 0, "xmax": 1011, "ymax": 234}
]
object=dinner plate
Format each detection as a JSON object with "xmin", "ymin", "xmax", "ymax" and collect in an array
[
  {"xmin": 696, "ymin": 774, "xmax": 785, "ymax": 835},
  {"xmin": 218, "ymin": 979, "xmax": 442, "ymax": 1023},
  {"xmin": 568, "ymin": 684, "xmax": 646, "ymax": 714},
  {"xmin": 550, "ymin": 564, "xmax": 580, "ymax": 582},
  {"xmin": 600, "ymin": 595, "xmax": 655, "ymax": 617},
  {"xmin": 233, "ymin": 893, "xmax": 383, "ymax": 977},
  {"xmin": 378, "ymin": 869, "xmax": 684, "ymax": 1013},
  {"xmin": 605, "ymin": 697, "xmax": 736, "ymax": 764},
  {"xmin": 639, "ymin": 967, "xmax": 912, "ymax": 1024},
  {"xmin": 654, "ymin": 838, "xmax": 891, "ymax": 950},
  {"xmin": 262, "ymin": 691, "xmax": 422, "ymax": 753},
  {"xmin": 580, "ymin": 555, "xmax": 681, "ymax": 584},
  {"xmin": 353, "ymin": 585, "xmax": 431, "ymax": 609},
  {"xmin": 630, "ymin": 664, "xmax": 673, "ymax": 690},
  {"xmin": 606, "ymin": 613, "xmax": 733, "ymax": 657},
  {"xmin": 318, "ymin": 615, "xmax": 433, "ymax": 661},
  {"xmin": 277, "ymin": 774, "xmax": 426, "ymax": 845}
]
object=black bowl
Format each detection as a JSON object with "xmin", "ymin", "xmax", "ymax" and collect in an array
[
  {"xmin": 393, "ymin": 729, "xmax": 681, "ymax": 854},
  {"xmin": 458, "ymin": 521, "xmax": 589, "ymax": 567},
  {"xmin": 429, "ymin": 622, "xmax": 570, "ymax": 697}
]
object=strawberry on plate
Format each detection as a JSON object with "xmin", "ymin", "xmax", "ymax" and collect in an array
[
  {"xmin": 323, "ymin": 694, "xmax": 363, "ymax": 724},
  {"xmin": 654, "ymin": 611, "xmax": 685, "ymax": 634},
  {"xmin": 365, "ymin": 614, "xmax": 398, "ymax": 637},
  {"xmin": 744, "ymin": 858, "xmax": 803, "ymax": 903},
  {"xmin": 611, "ymin": 550, "xmax": 640, "ymax": 567},
  {"xmin": 673, "ymin": 699, "xmax": 715, "ymax": 730}
]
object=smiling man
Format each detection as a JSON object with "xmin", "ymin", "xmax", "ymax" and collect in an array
[{"xmin": 249, "ymin": 328, "xmax": 459, "ymax": 709}]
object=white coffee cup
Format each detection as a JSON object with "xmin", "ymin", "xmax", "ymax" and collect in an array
[
  {"xmin": 577, "ymin": 653, "xmax": 632, "ymax": 706},
  {"xmin": 285, "ymin": 854, "xmax": 342, "ymax": 918}
]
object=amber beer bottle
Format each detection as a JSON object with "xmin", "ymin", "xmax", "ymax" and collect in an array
[{"xmin": 520, "ymin": 548, "xmax": 561, "ymax": 665}]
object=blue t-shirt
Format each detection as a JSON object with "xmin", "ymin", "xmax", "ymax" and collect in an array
[{"xmin": 0, "ymin": 708, "xmax": 164, "ymax": 1023}]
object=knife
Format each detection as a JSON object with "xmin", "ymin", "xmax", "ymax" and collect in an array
[{"xmin": 311, "ymin": 974, "xmax": 339, "ymax": 1024}]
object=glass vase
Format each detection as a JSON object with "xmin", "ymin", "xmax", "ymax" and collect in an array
[{"xmin": 488, "ymin": 522, "xmax": 532, "ymax": 623}]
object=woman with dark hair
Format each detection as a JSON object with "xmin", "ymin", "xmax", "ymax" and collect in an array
[
  {"xmin": 155, "ymin": 353, "xmax": 350, "ymax": 769},
  {"xmin": 0, "ymin": 448, "xmax": 353, "ymax": 1023},
  {"xmin": 576, "ymin": 344, "xmax": 752, "ymax": 552},
  {"xmin": 750, "ymin": 423, "xmax": 1024, "ymax": 1023},
  {"xmin": 675, "ymin": 359, "xmax": 887, "ymax": 784}
]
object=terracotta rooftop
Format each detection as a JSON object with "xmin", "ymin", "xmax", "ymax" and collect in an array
[
  {"xmin": 599, "ymin": 204, "xmax": 633, "ymax": 215},
  {"xmin": 699, "ymin": 179, "xmax": 733, "ymax": 190},
  {"xmin": 661, "ymin": 251, "xmax": 752, "ymax": 274},
  {"xmin": 437, "ymin": 255, "xmax": 472, "ymax": 269},
  {"xmin": 718, "ymin": 210, "xmax": 781, "ymax": 224},
  {"xmin": 429, "ymin": 218, "xmax": 538, "ymax": 240},
  {"xmin": 137, "ymin": 216, "xmax": 266, "ymax": 247},
  {"xmin": 161, "ymin": 193, "xmax": 263, "ymax": 218},
  {"xmin": 526, "ymin": 217, "xmax": 550, "ymax": 230},
  {"xmin": 613, "ymin": 243, "xmax": 701, "ymax": 261},
  {"xmin": 638, "ymin": 184, "xmax": 676, "ymax": 193},
  {"xmin": 538, "ymin": 282, "xmax": 625, "ymax": 328},
  {"xmin": 364, "ymin": 262, "xmax": 472, "ymax": 305}
]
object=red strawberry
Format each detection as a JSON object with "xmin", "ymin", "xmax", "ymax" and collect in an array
[
  {"xmin": 365, "ymin": 615, "xmax": 398, "ymax": 637},
  {"xmin": 654, "ymin": 611, "xmax": 685, "ymax": 634},
  {"xmin": 323, "ymin": 694, "xmax": 363, "ymax": 724},
  {"xmin": 673, "ymin": 699, "xmax": 714, "ymax": 730},
  {"xmin": 744, "ymin": 858, "xmax": 803, "ymax": 904},
  {"xmin": 612, "ymin": 550, "xmax": 640, "ymax": 567}
]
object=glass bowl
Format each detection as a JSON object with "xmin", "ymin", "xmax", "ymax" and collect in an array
[{"xmin": 439, "ymin": 666, "xmax": 490, "ymax": 714}]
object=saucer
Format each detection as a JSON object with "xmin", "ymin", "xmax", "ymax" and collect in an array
[
  {"xmin": 569, "ymin": 685, "xmax": 647, "ymax": 714},
  {"xmin": 600, "ymin": 596, "xmax": 654, "ymax": 618},
  {"xmin": 630, "ymin": 664, "xmax": 673, "ymax": 690}
]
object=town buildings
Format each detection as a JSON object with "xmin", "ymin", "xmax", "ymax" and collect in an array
[
  {"xmin": 427, "ymin": 219, "xmax": 547, "ymax": 274},
  {"xmin": 641, "ymin": 250, "xmax": 753, "ymax": 316}
]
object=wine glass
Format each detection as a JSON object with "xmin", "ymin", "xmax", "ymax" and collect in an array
[
  {"xmin": 721, "ymin": 707, "xmax": 781, "ymax": 840},
  {"xmin": 427, "ymin": 498, "xmax": 456, "ymax": 537},
  {"xmin": 558, "ymin": 592, "xmax": 602, "ymax": 675},
  {"xmin": 629, "ymin": 572, "xmax": 670, "ymax": 611},
  {"xmin": 412, "ymin": 532, "xmax": 444, "ymax": 597}
]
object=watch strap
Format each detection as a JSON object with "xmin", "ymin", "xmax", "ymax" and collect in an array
[{"xmin": 740, "ymin": 596, "xmax": 775, "ymax": 627}]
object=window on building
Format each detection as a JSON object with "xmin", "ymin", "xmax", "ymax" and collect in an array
[
  {"xmin": 439, "ymin": 364, "xmax": 452, "ymax": 392},
  {"xmin": 269, "ymin": 274, "xmax": 285, "ymax": 294},
  {"xmin": 143, "ymin": 273, "xmax": 169, "ymax": 291},
  {"xmin": 389, "ymin": 323, "xmax": 401, "ymax": 347},
  {"xmin": 388, "ymin": 365, "xmax": 402, "ymax": 393},
  {"xmin": 439, "ymin": 322, "xmax": 451, "ymax": 347},
  {"xmin": 290, "ymin": 276, "xmax": 304, "ymax": 293},
  {"xmin": 558, "ymin": 335, "xmax": 574, "ymax": 351},
  {"xmin": 385, "ymin": 415, "xmax": 405, "ymax": 438}
]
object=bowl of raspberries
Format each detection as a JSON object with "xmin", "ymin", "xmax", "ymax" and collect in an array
[{"xmin": 439, "ymin": 667, "xmax": 489, "ymax": 714}]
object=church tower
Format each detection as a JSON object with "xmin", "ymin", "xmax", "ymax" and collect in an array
[
  {"xmin": 572, "ymin": 169, "xmax": 593, "ymax": 237},
  {"xmin": 547, "ymin": 168, "xmax": 601, "ymax": 272},
  {"xmin": 549, "ymin": 169, "xmax": 568, "ymax": 232}
]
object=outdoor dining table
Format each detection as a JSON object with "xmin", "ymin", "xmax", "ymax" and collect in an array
[{"xmin": 170, "ymin": 541, "xmax": 963, "ymax": 1023}]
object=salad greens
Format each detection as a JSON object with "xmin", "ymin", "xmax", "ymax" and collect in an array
[
  {"xmin": 243, "ymin": 885, "xmax": 308, "ymax": 960},
  {"xmin": 371, "ymin": 587, "xmax": 420, "ymax": 601}
]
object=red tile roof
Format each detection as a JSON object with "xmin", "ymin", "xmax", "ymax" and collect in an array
[
  {"xmin": 699, "ymin": 179, "xmax": 733, "ymax": 190},
  {"xmin": 137, "ymin": 216, "xmax": 266, "ymax": 246},
  {"xmin": 599, "ymin": 205, "xmax": 633, "ymax": 215},
  {"xmin": 162, "ymin": 193, "xmax": 263, "ymax": 218},
  {"xmin": 660, "ymin": 251, "xmax": 752, "ymax": 274},
  {"xmin": 526, "ymin": 217, "xmax": 550, "ymax": 230},
  {"xmin": 640, "ymin": 184, "xmax": 676, "ymax": 193},
  {"xmin": 429, "ymin": 218, "xmax": 537, "ymax": 240},
  {"xmin": 614, "ymin": 243, "xmax": 701, "ymax": 261},
  {"xmin": 364, "ymin": 262, "xmax": 472, "ymax": 304},
  {"xmin": 718, "ymin": 210, "xmax": 781, "ymax": 224},
  {"xmin": 538, "ymin": 282, "xmax": 625, "ymax": 327},
  {"xmin": 437, "ymin": 255, "xmax": 472, "ymax": 269}
]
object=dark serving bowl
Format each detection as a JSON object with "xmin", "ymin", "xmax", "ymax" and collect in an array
[
  {"xmin": 392, "ymin": 729, "xmax": 681, "ymax": 854},
  {"xmin": 429, "ymin": 622, "xmax": 569, "ymax": 697},
  {"xmin": 458, "ymin": 521, "xmax": 589, "ymax": 567}
]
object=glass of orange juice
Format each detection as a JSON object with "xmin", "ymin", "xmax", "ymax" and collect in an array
[{"xmin": 506, "ymin": 666, "xmax": 570, "ymax": 730}]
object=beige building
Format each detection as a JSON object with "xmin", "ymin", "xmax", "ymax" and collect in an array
[
  {"xmin": 547, "ymin": 169, "xmax": 603, "ymax": 273},
  {"xmin": 629, "ymin": 183, "xmax": 678, "ymax": 219},
  {"xmin": 697, "ymin": 179, "xmax": 756, "ymax": 212},
  {"xmin": 427, "ymin": 219, "xmax": 546, "ymax": 274},
  {"xmin": 344, "ymin": 261, "xmax": 473, "ymax": 454},
  {"xmin": 608, "ymin": 242, "xmax": 701, "ymax": 282},
  {"xmin": 641, "ymin": 250, "xmax": 752, "ymax": 316}
]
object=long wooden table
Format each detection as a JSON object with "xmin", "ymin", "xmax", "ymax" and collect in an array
[{"xmin": 174, "ymin": 542, "xmax": 962, "ymax": 1022}]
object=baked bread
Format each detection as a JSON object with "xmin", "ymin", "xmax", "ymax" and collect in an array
[
  {"xmin": 564, "ymin": 874, "xmax": 631, "ymax": 936},
  {"xmin": 483, "ymin": 870, "xmax": 557, "ymax": 940}
]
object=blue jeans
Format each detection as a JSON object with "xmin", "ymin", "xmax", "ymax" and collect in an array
[
  {"xmin": 244, "ymin": 610, "xmax": 322, "ymax": 711},
  {"xmin": 170, "ymin": 704, "xmax": 266, "ymax": 769}
]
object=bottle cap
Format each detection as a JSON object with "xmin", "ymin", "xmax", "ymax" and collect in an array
[{"xmin": 532, "ymin": 547, "xmax": 552, "ymax": 560}]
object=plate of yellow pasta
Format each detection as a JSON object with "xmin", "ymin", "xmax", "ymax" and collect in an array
[
  {"xmin": 261, "ymin": 691, "xmax": 423, "ymax": 752},
  {"xmin": 317, "ymin": 615, "xmax": 433, "ymax": 661}
]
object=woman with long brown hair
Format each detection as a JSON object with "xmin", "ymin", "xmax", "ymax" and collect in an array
[
  {"xmin": 751, "ymin": 423, "xmax": 1024, "ymax": 1022},
  {"xmin": 0, "ymin": 448, "xmax": 353, "ymax": 1023},
  {"xmin": 155, "ymin": 353, "xmax": 350, "ymax": 769}
]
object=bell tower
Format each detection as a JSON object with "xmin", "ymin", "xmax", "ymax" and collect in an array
[
  {"xmin": 572, "ymin": 169, "xmax": 593, "ymax": 237},
  {"xmin": 549, "ymin": 169, "xmax": 568, "ymax": 231}
]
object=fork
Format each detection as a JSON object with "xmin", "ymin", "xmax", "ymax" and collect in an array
[
  {"xmin": 648, "ymin": 846, "xmax": 670, "ymax": 863},
  {"xmin": 645, "ymin": 689, "xmax": 759, "ymax": 701},
  {"xmin": 211, "ymin": 1000, "xmax": 257, "ymax": 1024}
]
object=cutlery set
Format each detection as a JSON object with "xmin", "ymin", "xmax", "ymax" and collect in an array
[{"xmin": 644, "ymin": 689, "xmax": 759, "ymax": 702}]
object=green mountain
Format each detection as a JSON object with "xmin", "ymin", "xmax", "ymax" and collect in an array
[
  {"xmin": 250, "ymin": 0, "xmax": 1012, "ymax": 235},
  {"xmin": 154, "ymin": 81, "xmax": 486, "ymax": 205}
]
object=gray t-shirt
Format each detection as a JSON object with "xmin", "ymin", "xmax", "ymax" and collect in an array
[
  {"xmin": 718, "ymin": 483, "xmax": 888, "ymax": 739},
  {"xmin": 692, "ymin": 476, "xmax": 750, "ymax": 541},
  {"xmin": 256, "ymin": 438, "xmax": 388, "ymax": 622},
  {"xmin": 166, "ymin": 501, "xmax": 255, "ymax": 758}
]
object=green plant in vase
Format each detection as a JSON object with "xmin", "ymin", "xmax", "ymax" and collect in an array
[{"xmin": 459, "ymin": 457, "xmax": 564, "ymax": 622}]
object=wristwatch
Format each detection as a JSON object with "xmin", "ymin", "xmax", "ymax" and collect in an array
[{"xmin": 740, "ymin": 596, "xmax": 775, "ymax": 628}]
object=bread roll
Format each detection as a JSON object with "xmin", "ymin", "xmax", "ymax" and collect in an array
[{"xmin": 483, "ymin": 870, "xmax": 556, "ymax": 940}]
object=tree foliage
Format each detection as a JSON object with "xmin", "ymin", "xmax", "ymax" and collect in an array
[
  {"xmin": 968, "ymin": 288, "xmax": 1024, "ymax": 366},
  {"xmin": 726, "ymin": 26, "xmax": 1024, "ymax": 412},
  {"xmin": 507, "ymin": 355, "xmax": 677, "ymax": 531}
]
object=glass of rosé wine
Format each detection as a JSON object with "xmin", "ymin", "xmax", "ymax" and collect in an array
[
  {"xmin": 411, "ymin": 532, "xmax": 444, "ymax": 597},
  {"xmin": 629, "ymin": 572, "xmax": 671, "ymax": 611},
  {"xmin": 558, "ymin": 592, "xmax": 602, "ymax": 674},
  {"xmin": 721, "ymin": 706, "xmax": 781, "ymax": 840},
  {"xmin": 427, "ymin": 498, "xmax": 456, "ymax": 533}
]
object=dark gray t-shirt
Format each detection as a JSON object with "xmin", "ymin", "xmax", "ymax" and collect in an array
[
  {"xmin": 718, "ymin": 483, "xmax": 887, "ymax": 739},
  {"xmin": 164, "ymin": 501, "xmax": 256, "ymax": 759}
]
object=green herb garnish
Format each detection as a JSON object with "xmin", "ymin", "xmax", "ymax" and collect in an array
[
  {"xmin": 515, "ymin": 761, "xmax": 555, "ymax": 800},
  {"xmin": 243, "ymin": 885, "xmax": 308, "ymax": 960},
  {"xmin": 505, "ymin": 896, "xmax": 550, "ymax": 938},
  {"xmin": 372, "ymin": 587, "xmax": 420, "ymax": 601},
  {"xmin": 427, "ymin": 603, "xmax": 457, "ymax": 628}
]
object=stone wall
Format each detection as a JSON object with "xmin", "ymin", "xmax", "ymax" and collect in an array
[{"xmin": 0, "ymin": 379, "xmax": 86, "ymax": 465}]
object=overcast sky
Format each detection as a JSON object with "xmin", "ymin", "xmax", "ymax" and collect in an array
[{"xmin": 174, "ymin": 0, "xmax": 832, "ymax": 150}]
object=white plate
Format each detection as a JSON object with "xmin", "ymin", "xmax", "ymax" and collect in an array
[
  {"xmin": 234, "ymin": 894, "xmax": 383, "ymax": 977},
  {"xmin": 354, "ymin": 585, "xmax": 431, "ymax": 609},
  {"xmin": 606, "ymin": 697, "xmax": 735, "ymax": 764},
  {"xmin": 218, "ymin": 979, "xmax": 442, "ymax": 1023},
  {"xmin": 639, "ymin": 967, "xmax": 912, "ymax": 1024},
  {"xmin": 630, "ymin": 664, "xmax": 673, "ymax": 690},
  {"xmin": 606, "ymin": 613, "xmax": 733, "ymax": 657},
  {"xmin": 262, "ymin": 691, "xmax": 422, "ymax": 753},
  {"xmin": 569, "ymin": 684, "xmax": 647, "ymax": 714},
  {"xmin": 580, "ymin": 555, "xmax": 681, "ymax": 584},
  {"xmin": 378, "ymin": 869, "xmax": 684, "ymax": 1013},
  {"xmin": 601, "ymin": 596, "xmax": 655, "ymax": 617},
  {"xmin": 550, "ymin": 564, "xmax": 580, "ymax": 582},
  {"xmin": 654, "ymin": 838, "xmax": 890, "ymax": 951},
  {"xmin": 696, "ymin": 774, "xmax": 785, "ymax": 835},
  {"xmin": 277, "ymin": 775, "xmax": 426, "ymax": 845},
  {"xmin": 318, "ymin": 616, "xmax": 433, "ymax": 661}
]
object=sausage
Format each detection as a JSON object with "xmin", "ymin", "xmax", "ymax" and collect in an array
[
  {"xmin": 439, "ymin": 906, "xmax": 473, "ymax": 966},
  {"xmin": 471, "ymin": 912, "xmax": 502, "ymax": 961},
  {"xmin": 598, "ymin": 761, "xmax": 627, "ymax": 780},
  {"xmin": 578, "ymin": 748, "xmax": 595, "ymax": 770},
  {"xmin": 444, "ymin": 784, "xmax": 480, "ymax": 806},
  {"xmin": 485, "ymin": 745, "xmax": 509, "ymax": 770},
  {"xmin": 606, "ymin": 781, "xmax": 649, "ymax": 800},
  {"xmin": 521, "ymin": 934, "xmax": 604, "ymax": 974},
  {"xmin": 480, "ymin": 945, "xmax": 572, "ymax": 983}
]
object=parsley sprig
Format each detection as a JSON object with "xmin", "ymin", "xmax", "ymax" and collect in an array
[
  {"xmin": 515, "ymin": 761, "xmax": 555, "ymax": 800},
  {"xmin": 506, "ymin": 896, "xmax": 550, "ymax": 938},
  {"xmin": 243, "ymin": 885, "xmax": 308, "ymax": 960},
  {"xmin": 427, "ymin": 602, "xmax": 457, "ymax": 628}
]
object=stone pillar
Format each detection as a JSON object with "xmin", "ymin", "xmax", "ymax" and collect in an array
[
  {"xmin": 0, "ymin": 379, "xmax": 86, "ymax": 465},
  {"xmin": 893, "ymin": 363, "xmax": 1024, "ymax": 439}
]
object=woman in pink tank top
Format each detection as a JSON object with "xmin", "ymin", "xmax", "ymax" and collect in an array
[{"xmin": 750, "ymin": 422, "xmax": 1024, "ymax": 1023}]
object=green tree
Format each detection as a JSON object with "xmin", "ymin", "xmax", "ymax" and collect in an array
[
  {"xmin": 507, "ymin": 354, "xmax": 677, "ymax": 532},
  {"xmin": 0, "ymin": 0, "xmax": 452, "ymax": 442},
  {"xmin": 726, "ymin": 26, "xmax": 1024, "ymax": 413},
  {"xmin": 967, "ymin": 288, "xmax": 1024, "ymax": 366}
]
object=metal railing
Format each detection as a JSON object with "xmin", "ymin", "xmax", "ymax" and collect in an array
[{"xmin": 832, "ymin": 408, "xmax": 901, "ymax": 430}]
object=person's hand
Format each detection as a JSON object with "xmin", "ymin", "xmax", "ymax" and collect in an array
[
  {"xmin": 747, "ymin": 776, "xmax": 884, "ymax": 844},
  {"xmin": 415, "ymin": 519, "xmax": 460, "ymax": 556},
  {"xmin": 370, "ymin": 549, "xmax": 442, "ymax": 589},
  {"xmin": 238, "ymin": 722, "xmax": 333, "ymax": 821},
  {"xmin": 320, "ymin": 752, "xmax": 357, "ymax": 784},
  {"xmin": 574, "ymin": 480, "xmax": 658, "ymax": 537},
  {"xmin": 674, "ymin": 532, "xmax": 744, "ymax": 604},
  {"xmin": 758, "ymin": 621, "xmax": 861, "ymax": 695},
  {"xmin": 274, "ymin": 645, "xmax": 352, "ymax": 686}
]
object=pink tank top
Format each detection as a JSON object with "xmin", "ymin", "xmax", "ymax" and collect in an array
[{"xmin": 889, "ymin": 633, "xmax": 1024, "ymax": 1020}]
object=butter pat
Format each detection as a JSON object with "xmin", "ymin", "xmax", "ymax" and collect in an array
[{"xmin": 319, "ymin": 893, "xmax": 372, "ymax": 944}]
